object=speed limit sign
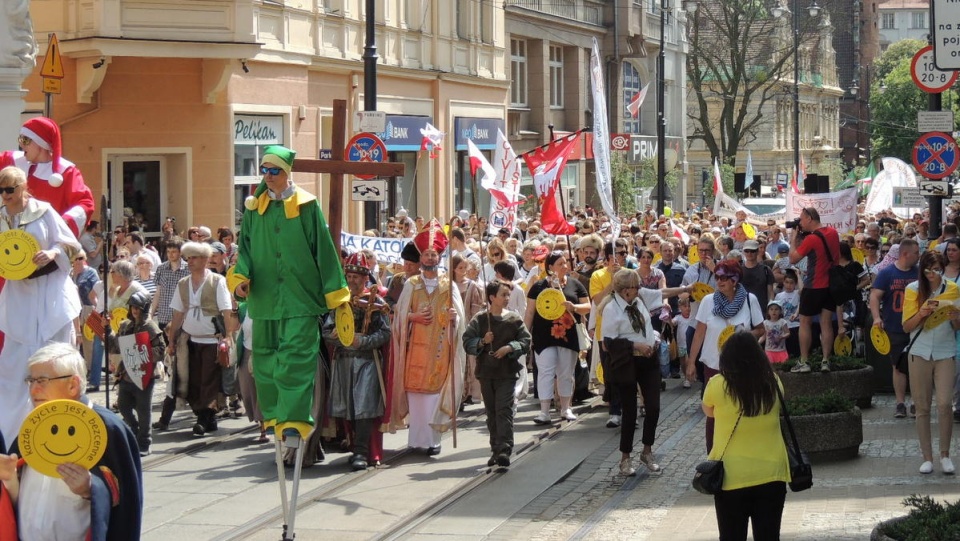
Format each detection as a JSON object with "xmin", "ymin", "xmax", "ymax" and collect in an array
[{"xmin": 911, "ymin": 45, "xmax": 958, "ymax": 93}]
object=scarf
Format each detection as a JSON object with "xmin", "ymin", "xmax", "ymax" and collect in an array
[
  {"xmin": 713, "ymin": 283, "xmax": 748, "ymax": 319},
  {"xmin": 625, "ymin": 303, "xmax": 647, "ymax": 336}
]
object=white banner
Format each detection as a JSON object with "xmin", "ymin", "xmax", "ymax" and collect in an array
[
  {"xmin": 785, "ymin": 188, "xmax": 859, "ymax": 233},
  {"xmin": 487, "ymin": 129, "xmax": 522, "ymax": 235},
  {"xmin": 590, "ymin": 37, "xmax": 620, "ymax": 238},
  {"xmin": 340, "ymin": 232, "xmax": 409, "ymax": 265}
]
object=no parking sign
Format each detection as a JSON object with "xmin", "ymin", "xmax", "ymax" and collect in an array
[{"xmin": 912, "ymin": 131, "xmax": 960, "ymax": 180}]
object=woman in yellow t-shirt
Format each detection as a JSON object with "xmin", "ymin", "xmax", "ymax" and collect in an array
[{"xmin": 702, "ymin": 331, "xmax": 790, "ymax": 541}]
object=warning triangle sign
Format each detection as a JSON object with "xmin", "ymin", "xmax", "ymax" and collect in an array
[{"xmin": 40, "ymin": 34, "xmax": 64, "ymax": 79}]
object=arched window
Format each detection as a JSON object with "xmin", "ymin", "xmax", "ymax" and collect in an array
[{"xmin": 623, "ymin": 62, "xmax": 643, "ymax": 134}]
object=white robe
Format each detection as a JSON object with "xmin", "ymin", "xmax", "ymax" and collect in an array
[{"xmin": 0, "ymin": 199, "xmax": 81, "ymax": 448}]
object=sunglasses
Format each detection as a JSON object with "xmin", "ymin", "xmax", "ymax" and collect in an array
[
  {"xmin": 649, "ymin": 240, "xmax": 661, "ymax": 244},
  {"xmin": 260, "ymin": 166, "xmax": 283, "ymax": 176},
  {"xmin": 615, "ymin": 251, "xmax": 628, "ymax": 256},
  {"xmin": 716, "ymin": 275, "xmax": 734, "ymax": 282},
  {"xmin": 17, "ymin": 135, "xmax": 33, "ymax": 148},
  {"xmin": 490, "ymin": 251, "xmax": 503, "ymax": 257},
  {"xmin": 0, "ymin": 185, "xmax": 20, "ymax": 195},
  {"xmin": 743, "ymin": 249, "xmax": 758, "ymax": 253}
]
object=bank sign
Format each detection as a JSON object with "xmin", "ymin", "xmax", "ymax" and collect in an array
[{"xmin": 627, "ymin": 135, "xmax": 684, "ymax": 164}]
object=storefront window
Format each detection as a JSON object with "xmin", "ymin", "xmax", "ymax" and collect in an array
[{"xmin": 233, "ymin": 114, "xmax": 284, "ymax": 228}]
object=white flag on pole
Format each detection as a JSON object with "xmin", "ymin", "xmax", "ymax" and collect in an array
[{"xmin": 590, "ymin": 37, "xmax": 620, "ymax": 238}]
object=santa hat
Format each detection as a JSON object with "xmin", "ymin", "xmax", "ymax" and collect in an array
[
  {"xmin": 343, "ymin": 252, "xmax": 373, "ymax": 277},
  {"xmin": 21, "ymin": 117, "xmax": 64, "ymax": 187},
  {"xmin": 413, "ymin": 219, "xmax": 448, "ymax": 254}
]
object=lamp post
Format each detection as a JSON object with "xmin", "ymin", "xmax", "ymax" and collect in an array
[
  {"xmin": 773, "ymin": 1, "xmax": 820, "ymax": 191},
  {"xmin": 656, "ymin": 0, "xmax": 697, "ymax": 215}
]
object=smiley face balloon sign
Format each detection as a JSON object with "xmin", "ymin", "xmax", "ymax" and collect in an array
[
  {"xmin": 19, "ymin": 399, "xmax": 107, "ymax": 478},
  {"xmin": 0, "ymin": 229, "xmax": 40, "ymax": 280}
]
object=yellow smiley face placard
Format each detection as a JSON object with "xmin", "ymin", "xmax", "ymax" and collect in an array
[
  {"xmin": 690, "ymin": 282, "xmax": 715, "ymax": 303},
  {"xmin": 19, "ymin": 399, "xmax": 107, "ymax": 478},
  {"xmin": 536, "ymin": 288, "xmax": 567, "ymax": 321},
  {"xmin": 924, "ymin": 305, "xmax": 959, "ymax": 331},
  {"xmin": 336, "ymin": 302, "xmax": 355, "ymax": 347},
  {"xmin": 851, "ymin": 247, "xmax": 865, "ymax": 265},
  {"xmin": 0, "ymin": 229, "xmax": 40, "ymax": 280},
  {"xmin": 834, "ymin": 334, "xmax": 852, "ymax": 357},
  {"xmin": 871, "ymin": 326, "xmax": 891, "ymax": 355},
  {"xmin": 110, "ymin": 308, "xmax": 127, "ymax": 334},
  {"xmin": 717, "ymin": 325, "xmax": 736, "ymax": 350},
  {"xmin": 687, "ymin": 245, "xmax": 700, "ymax": 265}
]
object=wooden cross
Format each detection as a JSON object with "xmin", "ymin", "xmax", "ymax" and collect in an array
[{"xmin": 291, "ymin": 99, "xmax": 404, "ymax": 250}]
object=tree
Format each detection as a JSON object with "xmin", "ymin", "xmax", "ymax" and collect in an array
[
  {"xmin": 687, "ymin": 0, "xmax": 835, "ymax": 165},
  {"xmin": 870, "ymin": 39, "xmax": 958, "ymax": 161}
]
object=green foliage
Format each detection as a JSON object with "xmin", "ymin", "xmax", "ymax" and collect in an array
[
  {"xmin": 631, "ymin": 156, "xmax": 682, "ymax": 208},
  {"xmin": 611, "ymin": 153, "xmax": 637, "ymax": 216},
  {"xmin": 777, "ymin": 352, "xmax": 866, "ymax": 373},
  {"xmin": 785, "ymin": 389, "xmax": 855, "ymax": 416},
  {"xmin": 870, "ymin": 39, "xmax": 960, "ymax": 161},
  {"xmin": 695, "ymin": 162, "xmax": 736, "ymax": 205},
  {"xmin": 880, "ymin": 495, "xmax": 960, "ymax": 541}
]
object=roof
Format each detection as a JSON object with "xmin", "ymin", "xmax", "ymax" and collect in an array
[{"xmin": 877, "ymin": 0, "xmax": 930, "ymax": 9}]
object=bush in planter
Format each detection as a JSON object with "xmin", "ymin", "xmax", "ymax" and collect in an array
[
  {"xmin": 777, "ymin": 352, "xmax": 867, "ymax": 373},
  {"xmin": 877, "ymin": 494, "xmax": 960, "ymax": 541},
  {"xmin": 785, "ymin": 388, "xmax": 854, "ymax": 416}
]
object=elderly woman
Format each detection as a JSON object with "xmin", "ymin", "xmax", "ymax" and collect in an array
[
  {"xmin": 524, "ymin": 251, "xmax": 591, "ymax": 423},
  {"xmin": 602, "ymin": 269, "xmax": 662, "ymax": 476},
  {"xmin": 134, "ymin": 253, "xmax": 157, "ymax": 298},
  {"xmin": 0, "ymin": 166, "xmax": 83, "ymax": 449},
  {"xmin": 452, "ymin": 253, "xmax": 485, "ymax": 406},
  {"xmin": 687, "ymin": 259, "xmax": 765, "ymax": 452}
]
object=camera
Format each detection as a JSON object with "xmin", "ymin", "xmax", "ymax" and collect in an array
[
  {"xmin": 785, "ymin": 218, "xmax": 802, "ymax": 230},
  {"xmin": 166, "ymin": 217, "xmax": 176, "ymax": 223}
]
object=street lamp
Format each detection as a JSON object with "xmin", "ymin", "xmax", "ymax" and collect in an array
[
  {"xmin": 656, "ymin": 0, "xmax": 697, "ymax": 215},
  {"xmin": 772, "ymin": 0, "xmax": 820, "ymax": 192}
]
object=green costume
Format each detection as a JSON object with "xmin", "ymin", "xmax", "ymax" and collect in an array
[{"xmin": 233, "ymin": 145, "xmax": 349, "ymax": 439}]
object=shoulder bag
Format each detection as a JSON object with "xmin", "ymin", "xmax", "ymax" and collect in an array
[
  {"xmin": 812, "ymin": 230, "xmax": 857, "ymax": 304},
  {"xmin": 692, "ymin": 410, "xmax": 743, "ymax": 495},
  {"xmin": 776, "ymin": 383, "xmax": 813, "ymax": 492}
]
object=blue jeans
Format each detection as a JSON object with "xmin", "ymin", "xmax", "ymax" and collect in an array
[{"xmin": 89, "ymin": 336, "xmax": 104, "ymax": 387}]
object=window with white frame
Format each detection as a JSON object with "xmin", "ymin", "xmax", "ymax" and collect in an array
[
  {"xmin": 880, "ymin": 12, "xmax": 894, "ymax": 29},
  {"xmin": 510, "ymin": 39, "xmax": 528, "ymax": 107},
  {"xmin": 912, "ymin": 11, "xmax": 926, "ymax": 28},
  {"xmin": 622, "ymin": 62, "xmax": 643, "ymax": 134},
  {"xmin": 233, "ymin": 114, "xmax": 284, "ymax": 228},
  {"xmin": 549, "ymin": 45, "xmax": 564, "ymax": 108}
]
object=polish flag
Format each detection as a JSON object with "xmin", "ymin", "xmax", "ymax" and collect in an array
[
  {"xmin": 522, "ymin": 132, "xmax": 582, "ymax": 235},
  {"xmin": 713, "ymin": 157, "xmax": 724, "ymax": 196},
  {"xmin": 420, "ymin": 123, "xmax": 444, "ymax": 158},
  {"xmin": 670, "ymin": 219, "xmax": 690, "ymax": 244},
  {"xmin": 627, "ymin": 83, "xmax": 650, "ymax": 118}
]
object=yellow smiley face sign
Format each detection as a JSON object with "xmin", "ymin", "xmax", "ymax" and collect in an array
[
  {"xmin": 19, "ymin": 399, "xmax": 107, "ymax": 478},
  {"xmin": 110, "ymin": 308, "xmax": 127, "ymax": 334},
  {"xmin": 924, "ymin": 305, "xmax": 959, "ymax": 331},
  {"xmin": 717, "ymin": 325, "xmax": 736, "ymax": 350},
  {"xmin": 336, "ymin": 302, "xmax": 355, "ymax": 347},
  {"xmin": 687, "ymin": 245, "xmax": 700, "ymax": 265},
  {"xmin": 851, "ymin": 247, "xmax": 865, "ymax": 265},
  {"xmin": 871, "ymin": 326, "xmax": 891, "ymax": 355},
  {"xmin": 834, "ymin": 334, "xmax": 852, "ymax": 357},
  {"xmin": 536, "ymin": 288, "xmax": 567, "ymax": 321},
  {"xmin": 82, "ymin": 322, "xmax": 95, "ymax": 342},
  {"xmin": 690, "ymin": 282, "xmax": 715, "ymax": 303},
  {"xmin": 0, "ymin": 229, "xmax": 40, "ymax": 280}
]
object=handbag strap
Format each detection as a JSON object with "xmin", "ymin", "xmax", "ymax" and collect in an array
[
  {"xmin": 775, "ymin": 381, "xmax": 806, "ymax": 466},
  {"xmin": 716, "ymin": 410, "xmax": 743, "ymax": 460}
]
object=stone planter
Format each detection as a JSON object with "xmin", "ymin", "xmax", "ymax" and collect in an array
[
  {"xmin": 870, "ymin": 516, "xmax": 907, "ymax": 541},
  {"xmin": 790, "ymin": 408, "xmax": 862, "ymax": 462},
  {"xmin": 779, "ymin": 365, "xmax": 875, "ymax": 409}
]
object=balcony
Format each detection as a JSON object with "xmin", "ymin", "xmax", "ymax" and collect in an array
[{"xmin": 506, "ymin": 0, "xmax": 603, "ymax": 26}]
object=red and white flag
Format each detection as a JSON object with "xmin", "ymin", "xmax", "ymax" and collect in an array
[
  {"xmin": 627, "ymin": 83, "xmax": 650, "ymax": 118},
  {"xmin": 522, "ymin": 132, "xmax": 581, "ymax": 235},
  {"xmin": 487, "ymin": 130, "xmax": 525, "ymax": 235},
  {"xmin": 670, "ymin": 219, "xmax": 690, "ymax": 244},
  {"xmin": 469, "ymin": 138, "xmax": 522, "ymax": 209},
  {"xmin": 118, "ymin": 332, "xmax": 156, "ymax": 391},
  {"xmin": 420, "ymin": 123, "xmax": 444, "ymax": 158},
  {"xmin": 712, "ymin": 157, "xmax": 724, "ymax": 196}
]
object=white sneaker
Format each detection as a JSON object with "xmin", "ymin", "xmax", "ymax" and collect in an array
[
  {"xmin": 682, "ymin": 379, "xmax": 692, "ymax": 389},
  {"xmin": 942, "ymin": 457, "xmax": 955, "ymax": 474},
  {"xmin": 606, "ymin": 415, "xmax": 622, "ymax": 428},
  {"xmin": 920, "ymin": 461, "xmax": 934, "ymax": 474},
  {"xmin": 791, "ymin": 362, "xmax": 812, "ymax": 373},
  {"xmin": 619, "ymin": 457, "xmax": 636, "ymax": 477},
  {"xmin": 561, "ymin": 408, "xmax": 577, "ymax": 421},
  {"xmin": 533, "ymin": 411, "xmax": 552, "ymax": 425}
]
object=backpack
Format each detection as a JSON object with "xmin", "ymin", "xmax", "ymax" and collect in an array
[{"xmin": 812, "ymin": 230, "xmax": 857, "ymax": 305}]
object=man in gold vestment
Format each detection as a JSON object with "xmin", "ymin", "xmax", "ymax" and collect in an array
[{"xmin": 387, "ymin": 220, "xmax": 466, "ymax": 455}]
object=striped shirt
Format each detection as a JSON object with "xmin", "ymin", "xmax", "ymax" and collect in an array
[{"xmin": 153, "ymin": 259, "xmax": 190, "ymax": 324}]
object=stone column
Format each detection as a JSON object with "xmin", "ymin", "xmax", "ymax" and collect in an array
[{"xmin": 0, "ymin": 0, "xmax": 37, "ymax": 148}]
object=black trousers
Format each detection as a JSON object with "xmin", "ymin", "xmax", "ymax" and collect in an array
[
  {"xmin": 714, "ymin": 481, "xmax": 787, "ymax": 541},
  {"xmin": 480, "ymin": 377, "xmax": 518, "ymax": 455},
  {"xmin": 118, "ymin": 378, "xmax": 155, "ymax": 451},
  {"xmin": 615, "ymin": 355, "xmax": 660, "ymax": 454}
]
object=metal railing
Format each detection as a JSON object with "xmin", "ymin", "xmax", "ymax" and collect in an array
[{"xmin": 506, "ymin": 0, "xmax": 603, "ymax": 25}]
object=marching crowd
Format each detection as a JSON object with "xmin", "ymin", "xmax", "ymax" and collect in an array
[{"xmin": 0, "ymin": 117, "xmax": 959, "ymax": 540}]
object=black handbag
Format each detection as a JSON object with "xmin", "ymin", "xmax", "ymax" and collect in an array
[
  {"xmin": 776, "ymin": 384, "xmax": 813, "ymax": 492},
  {"xmin": 692, "ymin": 411, "xmax": 742, "ymax": 495},
  {"xmin": 812, "ymin": 230, "xmax": 857, "ymax": 305}
]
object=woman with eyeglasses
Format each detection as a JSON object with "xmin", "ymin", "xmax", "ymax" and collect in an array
[
  {"xmin": 601, "ymin": 269, "xmax": 661, "ymax": 476},
  {"xmin": 524, "ymin": 251, "xmax": 591, "ymax": 424},
  {"xmin": 483, "ymin": 238, "xmax": 518, "ymax": 283},
  {"xmin": 902, "ymin": 250, "xmax": 960, "ymax": 474},
  {"xmin": 687, "ymin": 260, "xmax": 765, "ymax": 452},
  {"xmin": 0, "ymin": 166, "xmax": 84, "ymax": 449}
]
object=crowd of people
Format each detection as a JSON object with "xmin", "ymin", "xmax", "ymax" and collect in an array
[{"xmin": 1, "ymin": 116, "xmax": 960, "ymax": 541}]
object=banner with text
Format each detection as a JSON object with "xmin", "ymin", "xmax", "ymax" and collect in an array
[{"xmin": 785, "ymin": 188, "xmax": 859, "ymax": 233}]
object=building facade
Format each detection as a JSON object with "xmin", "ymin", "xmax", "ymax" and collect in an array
[
  {"xmin": 877, "ymin": 0, "xmax": 930, "ymax": 52},
  {"xmin": 27, "ymin": 0, "xmax": 508, "ymax": 237}
]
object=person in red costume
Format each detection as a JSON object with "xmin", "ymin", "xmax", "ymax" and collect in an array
[{"xmin": 0, "ymin": 117, "xmax": 95, "ymax": 236}]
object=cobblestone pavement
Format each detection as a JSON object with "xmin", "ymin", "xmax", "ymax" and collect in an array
[{"xmin": 489, "ymin": 383, "xmax": 960, "ymax": 541}]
